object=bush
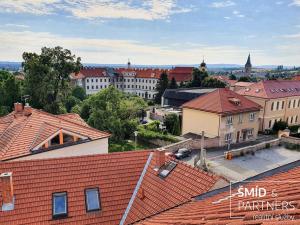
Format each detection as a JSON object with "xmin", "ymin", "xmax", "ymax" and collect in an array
[
  {"xmin": 164, "ymin": 113, "xmax": 181, "ymax": 136},
  {"xmin": 137, "ymin": 125, "xmax": 177, "ymax": 142},
  {"xmin": 266, "ymin": 143, "xmax": 271, "ymax": 148},
  {"xmin": 272, "ymin": 121, "xmax": 288, "ymax": 133}
]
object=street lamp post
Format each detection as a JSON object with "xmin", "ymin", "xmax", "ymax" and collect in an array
[{"xmin": 134, "ymin": 131, "xmax": 138, "ymax": 150}]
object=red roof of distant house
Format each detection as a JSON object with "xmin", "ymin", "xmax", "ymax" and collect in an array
[
  {"xmin": 233, "ymin": 81, "xmax": 254, "ymax": 87},
  {"xmin": 213, "ymin": 75, "xmax": 238, "ymax": 86},
  {"xmin": 168, "ymin": 67, "xmax": 193, "ymax": 82},
  {"xmin": 138, "ymin": 161, "xmax": 300, "ymax": 225},
  {"xmin": 74, "ymin": 67, "xmax": 108, "ymax": 78},
  {"xmin": 116, "ymin": 68, "xmax": 165, "ymax": 79},
  {"xmin": 237, "ymin": 80, "xmax": 300, "ymax": 99},
  {"xmin": 182, "ymin": 88, "xmax": 261, "ymax": 115},
  {"xmin": 292, "ymin": 75, "xmax": 300, "ymax": 81},
  {"xmin": 0, "ymin": 106, "xmax": 110, "ymax": 161},
  {"xmin": 0, "ymin": 150, "xmax": 221, "ymax": 224}
]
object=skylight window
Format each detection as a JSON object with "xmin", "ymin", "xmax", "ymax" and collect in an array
[
  {"xmin": 85, "ymin": 188, "xmax": 101, "ymax": 212},
  {"xmin": 52, "ymin": 192, "xmax": 68, "ymax": 219},
  {"xmin": 158, "ymin": 161, "xmax": 177, "ymax": 178}
]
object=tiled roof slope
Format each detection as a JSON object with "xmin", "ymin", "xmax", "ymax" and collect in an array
[
  {"xmin": 168, "ymin": 67, "xmax": 193, "ymax": 82},
  {"xmin": 182, "ymin": 88, "xmax": 261, "ymax": 115},
  {"xmin": 75, "ymin": 67, "xmax": 108, "ymax": 78},
  {"xmin": 0, "ymin": 151, "xmax": 151, "ymax": 225},
  {"xmin": 0, "ymin": 151, "xmax": 221, "ymax": 224},
  {"xmin": 212, "ymin": 75, "xmax": 238, "ymax": 86},
  {"xmin": 237, "ymin": 80, "xmax": 300, "ymax": 99},
  {"xmin": 116, "ymin": 68, "xmax": 164, "ymax": 79},
  {"xmin": 124, "ymin": 155, "xmax": 220, "ymax": 224},
  {"xmin": 138, "ymin": 163, "xmax": 300, "ymax": 225},
  {"xmin": 0, "ymin": 108, "xmax": 110, "ymax": 160}
]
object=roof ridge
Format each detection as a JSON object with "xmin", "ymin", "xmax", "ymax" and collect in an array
[{"xmin": 33, "ymin": 109, "xmax": 110, "ymax": 137}]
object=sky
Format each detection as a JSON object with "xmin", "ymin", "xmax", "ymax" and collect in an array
[{"xmin": 0, "ymin": 0, "xmax": 300, "ymax": 66}]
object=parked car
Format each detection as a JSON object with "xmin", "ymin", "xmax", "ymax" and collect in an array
[{"xmin": 174, "ymin": 148, "xmax": 192, "ymax": 159}]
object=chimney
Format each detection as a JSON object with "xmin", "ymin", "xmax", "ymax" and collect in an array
[
  {"xmin": 0, "ymin": 172, "xmax": 14, "ymax": 211},
  {"xmin": 155, "ymin": 149, "xmax": 166, "ymax": 169},
  {"xmin": 23, "ymin": 105, "xmax": 32, "ymax": 116},
  {"xmin": 14, "ymin": 103, "xmax": 23, "ymax": 113}
]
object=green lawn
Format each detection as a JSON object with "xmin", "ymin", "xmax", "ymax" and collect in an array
[{"xmin": 109, "ymin": 140, "xmax": 155, "ymax": 153}]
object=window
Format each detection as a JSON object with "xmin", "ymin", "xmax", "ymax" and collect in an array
[
  {"xmin": 293, "ymin": 99, "xmax": 296, "ymax": 108},
  {"xmin": 86, "ymin": 79, "xmax": 89, "ymax": 83},
  {"xmin": 296, "ymin": 116, "xmax": 298, "ymax": 123},
  {"xmin": 52, "ymin": 192, "xmax": 67, "ymax": 218},
  {"xmin": 225, "ymin": 133, "xmax": 232, "ymax": 142},
  {"xmin": 91, "ymin": 79, "xmax": 94, "ymax": 82},
  {"xmin": 282, "ymin": 101, "xmax": 285, "ymax": 109},
  {"xmin": 289, "ymin": 100, "xmax": 291, "ymax": 108},
  {"xmin": 269, "ymin": 120, "xmax": 272, "ymax": 128},
  {"xmin": 248, "ymin": 129, "xmax": 254, "ymax": 137},
  {"xmin": 87, "ymin": 86, "xmax": 89, "ymax": 90},
  {"xmin": 158, "ymin": 161, "xmax": 177, "ymax": 178},
  {"xmin": 96, "ymin": 79, "xmax": 98, "ymax": 82},
  {"xmin": 85, "ymin": 188, "xmax": 101, "ymax": 212},
  {"xmin": 226, "ymin": 116, "xmax": 233, "ymax": 125},
  {"xmin": 271, "ymin": 102, "xmax": 274, "ymax": 111},
  {"xmin": 249, "ymin": 113, "xmax": 255, "ymax": 121},
  {"xmin": 276, "ymin": 101, "xmax": 279, "ymax": 110},
  {"xmin": 238, "ymin": 114, "xmax": 243, "ymax": 124}
]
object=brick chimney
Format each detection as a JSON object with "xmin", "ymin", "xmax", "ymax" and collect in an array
[
  {"xmin": 14, "ymin": 103, "xmax": 23, "ymax": 113},
  {"xmin": 23, "ymin": 105, "xmax": 32, "ymax": 116},
  {"xmin": 155, "ymin": 149, "xmax": 166, "ymax": 169},
  {"xmin": 0, "ymin": 172, "xmax": 14, "ymax": 211}
]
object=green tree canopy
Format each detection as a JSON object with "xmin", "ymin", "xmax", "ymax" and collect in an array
[
  {"xmin": 71, "ymin": 86, "xmax": 86, "ymax": 101},
  {"xmin": 229, "ymin": 74, "xmax": 237, "ymax": 80},
  {"xmin": 238, "ymin": 76, "xmax": 251, "ymax": 82},
  {"xmin": 202, "ymin": 77, "xmax": 226, "ymax": 88},
  {"xmin": 85, "ymin": 86, "xmax": 147, "ymax": 141},
  {"xmin": 164, "ymin": 113, "xmax": 181, "ymax": 136},
  {"xmin": 190, "ymin": 68, "xmax": 208, "ymax": 87},
  {"xmin": 0, "ymin": 70, "xmax": 22, "ymax": 116},
  {"xmin": 22, "ymin": 46, "xmax": 81, "ymax": 114},
  {"xmin": 168, "ymin": 77, "xmax": 178, "ymax": 89},
  {"xmin": 155, "ymin": 71, "xmax": 169, "ymax": 104}
]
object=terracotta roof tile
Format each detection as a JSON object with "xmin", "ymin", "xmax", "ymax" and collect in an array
[
  {"xmin": 237, "ymin": 80, "xmax": 300, "ymax": 99},
  {"xmin": 75, "ymin": 67, "xmax": 108, "ymax": 78},
  {"xmin": 168, "ymin": 67, "xmax": 193, "ymax": 82},
  {"xmin": 0, "ymin": 108, "xmax": 110, "ymax": 161},
  {"xmin": 182, "ymin": 88, "xmax": 261, "ymax": 115},
  {"xmin": 138, "ymin": 164, "xmax": 300, "ymax": 225}
]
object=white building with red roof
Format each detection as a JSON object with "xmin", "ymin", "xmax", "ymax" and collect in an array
[{"xmin": 71, "ymin": 62, "xmax": 194, "ymax": 99}]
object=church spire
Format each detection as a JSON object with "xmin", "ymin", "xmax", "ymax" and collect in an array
[
  {"xmin": 127, "ymin": 58, "xmax": 131, "ymax": 69},
  {"xmin": 245, "ymin": 53, "xmax": 252, "ymax": 75},
  {"xmin": 245, "ymin": 53, "xmax": 251, "ymax": 67}
]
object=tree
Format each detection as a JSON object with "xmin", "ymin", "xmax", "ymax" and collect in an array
[
  {"xmin": 169, "ymin": 77, "xmax": 178, "ymax": 89},
  {"xmin": 272, "ymin": 121, "xmax": 288, "ymax": 133},
  {"xmin": 0, "ymin": 70, "xmax": 22, "ymax": 115},
  {"xmin": 229, "ymin": 74, "xmax": 237, "ymax": 80},
  {"xmin": 72, "ymin": 86, "xmax": 86, "ymax": 101},
  {"xmin": 155, "ymin": 71, "xmax": 169, "ymax": 104},
  {"xmin": 190, "ymin": 68, "xmax": 208, "ymax": 87},
  {"xmin": 22, "ymin": 46, "xmax": 81, "ymax": 114},
  {"xmin": 86, "ymin": 86, "xmax": 147, "ymax": 141},
  {"xmin": 238, "ymin": 76, "xmax": 251, "ymax": 82},
  {"xmin": 65, "ymin": 96, "xmax": 80, "ymax": 112},
  {"xmin": 165, "ymin": 113, "xmax": 181, "ymax": 136},
  {"xmin": 202, "ymin": 77, "xmax": 226, "ymax": 88}
]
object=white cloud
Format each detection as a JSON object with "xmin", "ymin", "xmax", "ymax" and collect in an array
[
  {"xmin": 3, "ymin": 23, "xmax": 30, "ymax": 28},
  {"xmin": 210, "ymin": 1, "xmax": 235, "ymax": 8},
  {"xmin": 0, "ymin": 0, "xmax": 191, "ymax": 21},
  {"xmin": 0, "ymin": 0, "xmax": 60, "ymax": 15},
  {"xmin": 232, "ymin": 10, "xmax": 245, "ymax": 18},
  {"xmin": 290, "ymin": 0, "xmax": 300, "ymax": 6},
  {"xmin": 282, "ymin": 33, "xmax": 300, "ymax": 38},
  {"xmin": 224, "ymin": 16, "xmax": 231, "ymax": 20},
  {"xmin": 0, "ymin": 30, "xmax": 264, "ymax": 65}
]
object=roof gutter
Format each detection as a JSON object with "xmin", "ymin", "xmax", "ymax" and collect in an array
[{"xmin": 119, "ymin": 152, "xmax": 153, "ymax": 225}]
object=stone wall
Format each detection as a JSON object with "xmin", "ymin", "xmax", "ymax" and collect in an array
[
  {"xmin": 162, "ymin": 137, "xmax": 220, "ymax": 152},
  {"xmin": 281, "ymin": 136, "xmax": 300, "ymax": 145},
  {"xmin": 225, "ymin": 138, "xmax": 280, "ymax": 158}
]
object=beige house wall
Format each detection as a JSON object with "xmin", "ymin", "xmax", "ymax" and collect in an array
[
  {"xmin": 182, "ymin": 108, "xmax": 259, "ymax": 146},
  {"xmin": 11, "ymin": 138, "xmax": 109, "ymax": 161},
  {"xmin": 244, "ymin": 95, "xmax": 300, "ymax": 131},
  {"xmin": 182, "ymin": 108, "xmax": 220, "ymax": 138}
]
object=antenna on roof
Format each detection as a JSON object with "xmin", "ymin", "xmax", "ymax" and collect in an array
[{"xmin": 21, "ymin": 95, "xmax": 31, "ymax": 106}]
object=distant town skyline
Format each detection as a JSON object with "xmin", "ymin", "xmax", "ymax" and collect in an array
[{"xmin": 0, "ymin": 0, "xmax": 300, "ymax": 66}]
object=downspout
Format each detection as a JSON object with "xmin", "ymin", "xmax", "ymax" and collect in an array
[{"xmin": 262, "ymin": 99, "xmax": 268, "ymax": 131}]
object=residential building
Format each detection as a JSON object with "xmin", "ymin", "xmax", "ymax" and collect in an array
[
  {"xmin": 237, "ymin": 80, "xmax": 300, "ymax": 131},
  {"xmin": 0, "ymin": 150, "xmax": 223, "ymax": 224},
  {"xmin": 182, "ymin": 88, "xmax": 261, "ymax": 146},
  {"xmin": 230, "ymin": 81, "xmax": 254, "ymax": 92},
  {"xmin": 137, "ymin": 160, "xmax": 300, "ymax": 224},
  {"xmin": 0, "ymin": 103, "xmax": 110, "ymax": 161},
  {"xmin": 71, "ymin": 64, "xmax": 194, "ymax": 99},
  {"xmin": 161, "ymin": 88, "xmax": 216, "ymax": 107}
]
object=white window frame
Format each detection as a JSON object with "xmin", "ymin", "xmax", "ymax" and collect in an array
[
  {"xmin": 226, "ymin": 116, "xmax": 233, "ymax": 125},
  {"xmin": 249, "ymin": 112, "xmax": 255, "ymax": 121}
]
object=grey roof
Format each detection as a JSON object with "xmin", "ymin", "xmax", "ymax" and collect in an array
[{"xmin": 163, "ymin": 88, "xmax": 216, "ymax": 101}]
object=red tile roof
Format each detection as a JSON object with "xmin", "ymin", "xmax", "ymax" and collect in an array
[
  {"xmin": 212, "ymin": 75, "xmax": 238, "ymax": 86},
  {"xmin": 237, "ymin": 80, "xmax": 300, "ymax": 99},
  {"xmin": 0, "ymin": 151, "xmax": 221, "ymax": 224},
  {"xmin": 0, "ymin": 107, "xmax": 110, "ymax": 161},
  {"xmin": 75, "ymin": 67, "xmax": 108, "ymax": 78},
  {"xmin": 182, "ymin": 88, "xmax": 261, "ymax": 115},
  {"xmin": 168, "ymin": 67, "xmax": 193, "ymax": 82},
  {"xmin": 0, "ymin": 151, "xmax": 151, "ymax": 225},
  {"xmin": 124, "ymin": 155, "xmax": 220, "ymax": 224},
  {"xmin": 138, "ymin": 162, "xmax": 300, "ymax": 225},
  {"xmin": 116, "ymin": 68, "xmax": 164, "ymax": 79}
]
